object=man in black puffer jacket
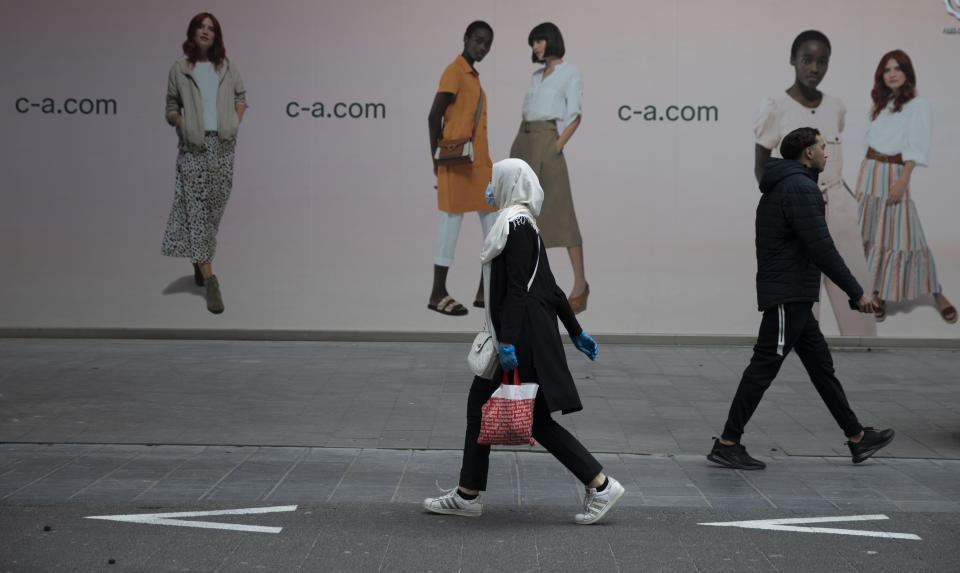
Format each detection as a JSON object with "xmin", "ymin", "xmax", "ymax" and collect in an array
[{"xmin": 707, "ymin": 127, "xmax": 895, "ymax": 470}]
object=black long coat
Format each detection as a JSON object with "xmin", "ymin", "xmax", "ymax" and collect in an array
[{"xmin": 489, "ymin": 219, "xmax": 584, "ymax": 414}]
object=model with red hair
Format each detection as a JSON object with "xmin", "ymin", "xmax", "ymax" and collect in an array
[
  {"xmin": 162, "ymin": 13, "xmax": 247, "ymax": 314},
  {"xmin": 856, "ymin": 50, "xmax": 955, "ymax": 324}
]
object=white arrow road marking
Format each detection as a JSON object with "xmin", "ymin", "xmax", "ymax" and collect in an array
[
  {"xmin": 85, "ymin": 505, "xmax": 298, "ymax": 534},
  {"xmin": 699, "ymin": 514, "xmax": 921, "ymax": 540}
]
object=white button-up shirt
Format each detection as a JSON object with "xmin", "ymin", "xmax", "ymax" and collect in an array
[
  {"xmin": 521, "ymin": 62, "xmax": 582, "ymax": 125},
  {"xmin": 866, "ymin": 96, "xmax": 932, "ymax": 166},
  {"xmin": 755, "ymin": 93, "xmax": 846, "ymax": 188}
]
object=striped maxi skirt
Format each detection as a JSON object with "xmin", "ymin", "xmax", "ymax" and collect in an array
[{"xmin": 855, "ymin": 157, "xmax": 941, "ymax": 301}]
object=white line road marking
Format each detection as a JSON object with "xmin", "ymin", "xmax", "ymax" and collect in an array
[
  {"xmin": 85, "ymin": 505, "xmax": 298, "ymax": 534},
  {"xmin": 699, "ymin": 514, "xmax": 921, "ymax": 540}
]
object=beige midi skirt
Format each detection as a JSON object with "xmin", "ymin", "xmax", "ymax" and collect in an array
[{"xmin": 509, "ymin": 120, "xmax": 582, "ymax": 248}]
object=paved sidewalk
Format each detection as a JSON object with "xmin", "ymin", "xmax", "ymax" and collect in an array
[
  {"xmin": 2, "ymin": 444, "xmax": 959, "ymax": 512},
  {"xmin": 1, "ymin": 339, "xmax": 959, "ymax": 571},
  {"xmin": 1, "ymin": 339, "xmax": 957, "ymax": 459}
]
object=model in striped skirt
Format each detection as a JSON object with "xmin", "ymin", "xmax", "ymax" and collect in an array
[{"xmin": 856, "ymin": 50, "xmax": 955, "ymax": 324}]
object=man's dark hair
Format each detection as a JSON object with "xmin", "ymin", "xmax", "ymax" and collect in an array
[
  {"xmin": 790, "ymin": 30, "xmax": 831, "ymax": 59},
  {"xmin": 780, "ymin": 127, "xmax": 821, "ymax": 160},
  {"xmin": 464, "ymin": 20, "xmax": 493, "ymax": 41},
  {"xmin": 528, "ymin": 22, "xmax": 565, "ymax": 62}
]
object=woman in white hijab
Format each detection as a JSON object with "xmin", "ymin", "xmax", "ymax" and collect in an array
[{"xmin": 424, "ymin": 158, "xmax": 625, "ymax": 525}]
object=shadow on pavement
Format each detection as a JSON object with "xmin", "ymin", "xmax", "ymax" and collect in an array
[{"xmin": 162, "ymin": 275, "xmax": 203, "ymax": 297}]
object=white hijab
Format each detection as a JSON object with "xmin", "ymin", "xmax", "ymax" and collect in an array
[
  {"xmin": 480, "ymin": 158, "xmax": 544, "ymax": 264},
  {"xmin": 478, "ymin": 159, "xmax": 544, "ymax": 344}
]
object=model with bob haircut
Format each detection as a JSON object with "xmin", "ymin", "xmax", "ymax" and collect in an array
[
  {"xmin": 753, "ymin": 30, "xmax": 875, "ymax": 336},
  {"xmin": 162, "ymin": 12, "xmax": 247, "ymax": 314},
  {"xmin": 509, "ymin": 22, "xmax": 590, "ymax": 314},
  {"xmin": 856, "ymin": 50, "xmax": 955, "ymax": 324}
]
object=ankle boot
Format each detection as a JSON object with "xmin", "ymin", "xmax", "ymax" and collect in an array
[
  {"xmin": 193, "ymin": 263, "xmax": 204, "ymax": 286},
  {"xmin": 205, "ymin": 275, "xmax": 224, "ymax": 314}
]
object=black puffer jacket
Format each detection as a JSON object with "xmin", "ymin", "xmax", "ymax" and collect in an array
[{"xmin": 755, "ymin": 158, "xmax": 863, "ymax": 311}]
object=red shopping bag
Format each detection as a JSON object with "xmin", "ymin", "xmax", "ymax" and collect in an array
[{"xmin": 477, "ymin": 370, "xmax": 539, "ymax": 446}]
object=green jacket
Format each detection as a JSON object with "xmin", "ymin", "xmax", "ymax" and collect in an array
[{"xmin": 165, "ymin": 57, "xmax": 247, "ymax": 151}]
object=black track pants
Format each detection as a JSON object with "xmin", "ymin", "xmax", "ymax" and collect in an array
[{"xmin": 721, "ymin": 302, "xmax": 864, "ymax": 443}]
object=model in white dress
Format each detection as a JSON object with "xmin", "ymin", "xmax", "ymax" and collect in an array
[{"xmin": 754, "ymin": 31, "xmax": 876, "ymax": 335}]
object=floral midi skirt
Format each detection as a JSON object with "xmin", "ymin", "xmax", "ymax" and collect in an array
[{"xmin": 161, "ymin": 134, "xmax": 235, "ymax": 264}]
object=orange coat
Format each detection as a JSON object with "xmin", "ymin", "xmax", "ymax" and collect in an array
[{"xmin": 436, "ymin": 56, "xmax": 495, "ymax": 214}]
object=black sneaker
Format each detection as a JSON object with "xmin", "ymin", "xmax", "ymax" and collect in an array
[
  {"xmin": 707, "ymin": 439, "xmax": 766, "ymax": 470},
  {"xmin": 848, "ymin": 427, "xmax": 895, "ymax": 464}
]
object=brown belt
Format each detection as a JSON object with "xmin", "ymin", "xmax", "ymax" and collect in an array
[
  {"xmin": 866, "ymin": 147, "xmax": 903, "ymax": 164},
  {"xmin": 521, "ymin": 120, "xmax": 556, "ymax": 134}
]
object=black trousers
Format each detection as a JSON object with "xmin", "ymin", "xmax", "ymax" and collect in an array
[
  {"xmin": 721, "ymin": 302, "xmax": 864, "ymax": 443},
  {"xmin": 459, "ymin": 374, "xmax": 602, "ymax": 491}
]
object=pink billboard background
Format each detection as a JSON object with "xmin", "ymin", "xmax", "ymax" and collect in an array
[{"xmin": 2, "ymin": 0, "xmax": 958, "ymax": 337}]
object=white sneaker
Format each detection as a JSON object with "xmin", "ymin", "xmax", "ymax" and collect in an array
[
  {"xmin": 423, "ymin": 486, "xmax": 482, "ymax": 517},
  {"xmin": 574, "ymin": 477, "xmax": 624, "ymax": 525}
]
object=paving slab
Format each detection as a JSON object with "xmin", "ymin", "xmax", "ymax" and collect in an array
[
  {"xmin": 1, "ymin": 339, "xmax": 958, "ymax": 459},
  {"xmin": 2, "ymin": 445, "xmax": 959, "ymax": 513}
]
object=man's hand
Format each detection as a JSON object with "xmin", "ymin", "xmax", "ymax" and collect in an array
[{"xmin": 855, "ymin": 293, "xmax": 876, "ymax": 313}]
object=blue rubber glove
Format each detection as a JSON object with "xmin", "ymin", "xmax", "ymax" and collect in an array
[
  {"xmin": 498, "ymin": 344, "xmax": 518, "ymax": 371},
  {"xmin": 570, "ymin": 332, "xmax": 598, "ymax": 361}
]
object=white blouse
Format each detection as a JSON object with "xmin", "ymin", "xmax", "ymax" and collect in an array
[
  {"xmin": 521, "ymin": 62, "xmax": 582, "ymax": 125},
  {"xmin": 865, "ymin": 96, "xmax": 932, "ymax": 166},
  {"xmin": 193, "ymin": 61, "xmax": 219, "ymax": 132},
  {"xmin": 754, "ymin": 93, "xmax": 846, "ymax": 187}
]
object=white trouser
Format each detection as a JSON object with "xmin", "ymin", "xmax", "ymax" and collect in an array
[
  {"xmin": 434, "ymin": 211, "xmax": 497, "ymax": 267},
  {"xmin": 816, "ymin": 181, "xmax": 877, "ymax": 336}
]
